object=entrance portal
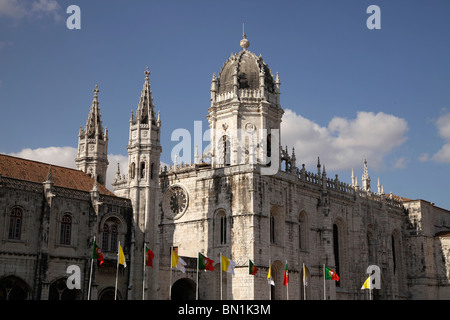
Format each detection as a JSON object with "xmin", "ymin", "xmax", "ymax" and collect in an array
[{"xmin": 171, "ymin": 278, "xmax": 196, "ymax": 300}]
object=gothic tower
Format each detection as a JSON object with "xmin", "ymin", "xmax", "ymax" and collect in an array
[
  {"xmin": 76, "ymin": 85, "xmax": 109, "ymax": 185},
  {"xmin": 113, "ymin": 67, "xmax": 162, "ymax": 299},
  {"xmin": 207, "ymin": 30, "xmax": 284, "ymax": 171}
]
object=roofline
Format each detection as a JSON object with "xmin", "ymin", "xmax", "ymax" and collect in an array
[{"xmin": 0, "ymin": 152, "xmax": 117, "ymax": 196}]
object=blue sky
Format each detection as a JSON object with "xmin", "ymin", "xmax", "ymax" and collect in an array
[{"xmin": 1, "ymin": 0, "xmax": 450, "ymax": 209}]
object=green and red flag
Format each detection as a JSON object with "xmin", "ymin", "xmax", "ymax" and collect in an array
[
  {"xmin": 92, "ymin": 240, "xmax": 104, "ymax": 265},
  {"xmin": 249, "ymin": 260, "xmax": 258, "ymax": 275},
  {"xmin": 145, "ymin": 246, "xmax": 154, "ymax": 267},
  {"xmin": 325, "ymin": 266, "xmax": 340, "ymax": 281},
  {"xmin": 198, "ymin": 252, "xmax": 215, "ymax": 271},
  {"xmin": 283, "ymin": 262, "xmax": 289, "ymax": 286}
]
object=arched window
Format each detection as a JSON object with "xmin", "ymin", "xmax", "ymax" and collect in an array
[
  {"xmin": 102, "ymin": 218, "xmax": 119, "ymax": 252},
  {"xmin": 215, "ymin": 210, "xmax": 227, "ymax": 246},
  {"xmin": 111, "ymin": 224, "xmax": 118, "ymax": 251},
  {"xmin": 0, "ymin": 276, "xmax": 29, "ymax": 300},
  {"xmin": 222, "ymin": 135, "xmax": 230, "ymax": 166},
  {"xmin": 220, "ymin": 215, "xmax": 227, "ymax": 245},
  {"xmin": 8, "ymin": 207, "xmax": 22, "ymax": 240},
  {"xmin": 49, "ymin": 278, "xmax": 78, "ymax": 300},
  {"xmin": 270, "ymin": 206, "xmax": 283, "ymax": 245},
  {"xmin": 102, "ymin": 225, "xmax": 109, "ymax": 252},
  {"xmin": 140, "ymin": 162, "xmax": 146, "ymax": 179},
  {"xmin": 298, "ymin": 211, "xmax": 308, "ymax": 250},
  {"xmin": 266, "ymin": 133, "xmax": 272, "ymax": 166},
  {"xmin": 130, "ymin": 162, "xmax": 136, "ymax": 179},
  {"xmin": 60, "ymin": 214, "xmax": 72, "ymax": 245}
]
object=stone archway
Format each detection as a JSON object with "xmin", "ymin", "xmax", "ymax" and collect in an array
[
  {"xmin": 171, "ymin": 278, "xmax": 196, "ymax": 300},
  {"xmin": 0, "ymin": 276, "xmax": 30, "ymax": 300},
  {"xmin": 49, "ymin": 278, "xmax": 79, "ymax": 300},
  {"xmin": 269, "ymin": 260, "xmax": 284, "ymax": 300}
]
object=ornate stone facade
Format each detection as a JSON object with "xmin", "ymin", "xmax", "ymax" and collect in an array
[
  {"xmin": 0, "ymin": 155, "xmax": 132, "ymax": 300},
  {"xmin": 2, "ymin": 33, "xmax": 450, "ymax": 300}
]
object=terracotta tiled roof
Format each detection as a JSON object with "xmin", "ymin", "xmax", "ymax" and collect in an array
[
  {"xmin": 435, "ymin": 231, "xmax": 450, "ymax": 237},
  {"xmin": 390, "ymin": 194, "xmax": 412, "ymax": 202},
  {"xmin": 0, "ymin": 153, "xmax": 115, "ymax": 196}
]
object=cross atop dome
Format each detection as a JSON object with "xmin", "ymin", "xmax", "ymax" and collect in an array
[{"xmin": 240, "ymin": 22, "xmax": 250, "ymax": 50}]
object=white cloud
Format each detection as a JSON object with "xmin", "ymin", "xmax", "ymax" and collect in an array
[
  {"xmin": 9, "ymin": 146, "xmax": 78, "ymax": 168},
  {"xmin": 421, "ymin": 113, "xmax": 450, "ymax": 163},
  {"xmin": 281, "ymin": 109, "xmax": 409, "ymax": 171},
  {"xmin": 392, "ymin": 157, "xmax": 408, "ymax": 169},
  {"xmin": 0, "ymin": 0, "xmax": 27, "ymax": 18},
  {"xmin": 0, "ymin": 0, "xmax": 61, "ymax": 21}
]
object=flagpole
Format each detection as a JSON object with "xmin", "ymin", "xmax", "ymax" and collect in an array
[
  {"xmin": 220, "ymin": 252, "xmax": 222, "ymax": 300},
  {"xmin": 196, "ymin": 252, "xmax": 199, "ymax": 300},
  {"xmin": 247, "ymin": 258, "xmax": 250, "ymax": 300},
  {"xmin": 142, "ymin": 242, "xmax": 146, "ymax": 300},
  {"xmin": 87, "ymin": 236, "xmax": 95, "ymax": 300},
  {"xmin": 323, "ymin": 264, "xmax": 326, "ymax": 300},
  {"xmin": 286, "ymin": 260, "xmax": 289, "ymax": 301},
  {"xmin": 268, "ymin": 259, "xmax": 271, "ymax": 300},
  {"xmin": 114, "ymin": 240, "xmax": 120, "ymax": 300},
  {"xmin": 302, "ymin": 263, "xmax": 306, "ymax": 300},
  {"xmin": 169, "ymin": 246, "xmax": 173, "ymax": 300}
]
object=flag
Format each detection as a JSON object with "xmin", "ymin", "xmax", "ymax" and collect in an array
[
  {"xmin": 302, "ymin": 264, "xmax": 309, "ymax": 286},
  {"xmin": 267, "ymin": 266, "xmax": 275, "ymax": 286},
  {"xmin": 325, "ymin": 267, "xmax": 339, "ymax": 281},
  {"xmin": 361, "ymin": 276, "xmax": 371, "ymax": 289},
  {"xmin": 172, "ymin": 249, "xmax": 187, "ymax": 273},
  {"xmin": 283, "ymin": 262, "xmax": 289, "ymax": 286},
  {"xmin": 249, "ymin": 260, "xmax": 258, "ymax": 276},
  {"xmin": 92, "ymin": 240, "xmax": 104, "ymax": 265},
  {"xmin": 221, "ymin": 255, "xmax": 236, "ymax": 275},
  {"xmin": 198, "ymin": 252, "xmax": 214, "ymax": 271},
  {"xmin": 118, "ymin": 244, "xmax": 127, "ymax": 268},
  {"xmin": 145, "ymin": 246, "xmax": 154, "ymax": 267}
]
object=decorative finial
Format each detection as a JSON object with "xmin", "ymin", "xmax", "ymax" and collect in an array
[
  {"xmin": 93, "ymin": 84, "xmax": 99, "ymax": 99},
  {"xmin": 240, "ymin": 23, "xmax": 250, "ymax": 50},
  {"xmin": 145, "ymin": 66, "xmax": 150, "ymax": 80}
]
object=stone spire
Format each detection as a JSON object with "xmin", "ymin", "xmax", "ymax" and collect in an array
[
  {"xmin": 135, "ymin": 67, "xmax": 156, "ymax": 125},
  {"xmin": 76, "ymin": 84, "xmax": 109, "ymax": 185},
  {"xmin": 84, "ymin": 85, "xmax": 105, "ymax": 139},
  {"xmin": 362, "ymin": 159, "xmax": 371, "ymax": 192}
]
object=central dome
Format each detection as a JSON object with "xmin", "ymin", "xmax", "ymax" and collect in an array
[{"xmin": 217, "ymin": 38, "xmax": 275, "ymax": 94}]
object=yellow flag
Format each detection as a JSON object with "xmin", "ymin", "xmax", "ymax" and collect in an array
[
  {"xmin": 172, "ymin": 249, "xmax": 187, "ymax": 273},
  {"xmin": 267, "ymin": 266, "xmax": 275, "ymax": 286},
  {"xmin": 221, "ymin": 255, "xmax": 230, "ymax": 272},
  {"xmin": 221, "ymin": 255, "xmax": 235, "ymax": 275},
  {"xmin": 303, "ymin": 264, "xmax": 309, "ymax": 286},
  {"xmin": 119, "ymin": 245, "xmax": 127, "ymax": 267},
  {"xmin": 361, "ymin": 276, "xmax": 371, "ymax": 289}
]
